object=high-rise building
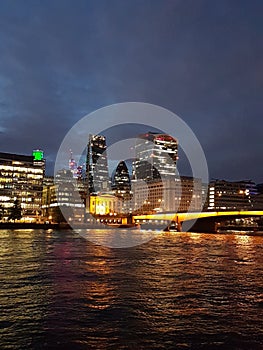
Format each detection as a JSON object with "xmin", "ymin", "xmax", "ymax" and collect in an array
[
  {"xmin": 111, "ymin": 160, "xmax": 133, "ymax": 214},
  {"xmin": 112, "ymin": 161, "xmax": 132, "ymax": 199},
  {"xmin": 0, "ymin": 150, "xmax": 45, "ymax": 221},
  {"xmin": 86, "ymin": 134, "xmax": 110, "ymax": 195},
  {"xmin": 133, "ymin": 132, "xmax": 178, "ymax": 181}
]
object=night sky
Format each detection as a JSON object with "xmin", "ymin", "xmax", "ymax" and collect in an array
[{"xmin": 0, "ymin": 0, "xmax": 262, "ymax": 182}]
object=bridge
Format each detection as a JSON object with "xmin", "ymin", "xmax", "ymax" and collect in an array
[{"xmin": 133, "ymin": 210, "xmax": 263, "ymax": 232}]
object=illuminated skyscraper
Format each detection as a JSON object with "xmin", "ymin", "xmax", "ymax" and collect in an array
[
  {"xmin": 86, "ymin": 134, "xmax": 110, "ymax": 194},
  {"xmin": 112, "ymin": 161, "xmax": 132, "ymax": 199},
  {"xmin": 133, "ymin": 132, "xmax": 178, "ymax": 181}
]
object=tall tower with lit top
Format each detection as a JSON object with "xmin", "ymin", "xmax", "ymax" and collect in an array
[
  {"xmin": 133, "ymin": 132, "xmax": 178, "ymax": 181},
  {"xmin": 86, "ymin": 134, "xmax": 110, "ymax": 195}
]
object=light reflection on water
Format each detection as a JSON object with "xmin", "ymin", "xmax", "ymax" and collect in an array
[
  {"xmin": 0, "ymin": 229, "xmax": 262, "ymax": 350},
  {"xmin": 76, "ymin": 228, "xmax": 161, "ymax": 248}
]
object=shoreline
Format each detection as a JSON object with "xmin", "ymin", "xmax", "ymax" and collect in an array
[{"xmin": 0, "ymin": 222, "xmax": 60, "ymax": 230}]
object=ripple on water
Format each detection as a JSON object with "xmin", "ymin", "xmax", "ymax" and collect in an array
[{"xmin": 0, "ymin": 229, "xmax": 262, "ymax": 349}]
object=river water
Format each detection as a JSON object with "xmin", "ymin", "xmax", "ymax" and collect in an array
[{"xmin": 0, "ymin": 229, "xmax": 262, "ymax": 350}]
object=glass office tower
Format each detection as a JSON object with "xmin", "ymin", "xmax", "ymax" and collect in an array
[
  {"xmin": 86, "ymin": 134, "xmax": 110, "ymax": 194},
  {"xmin": 133, "ymin": 132, "xmax": 178, "ymax": 181},
  {"xmin": 112, "ymin": 160, "xmax": 132, "ymax": 199}
]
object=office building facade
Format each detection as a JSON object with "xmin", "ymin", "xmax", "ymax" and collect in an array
[
  {"xmin": 207, "ymin": 180, "xmax": 258, "ymax": 210},
  {"xmin": 0, "ymin": 151, "xmax": 45, "ymax": 221},
  {"xmin": 42, "ymin": 169, "xmax": 85, "ymax": 223},
  {"xmin": 132, "ymin": 176, "xmax": 202, "ymax": 214},
  {"xmin": 86, "ymin": 134, "xmax": 110, "ymax": 195},
  {"xmin": 133, "ymin": 132, "xmax": 178, "ymax": 181}
]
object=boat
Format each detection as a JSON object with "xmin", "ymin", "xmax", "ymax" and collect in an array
[{"xmin": 164, "ymin": 221, "xmax": 179, "ymax": 232}]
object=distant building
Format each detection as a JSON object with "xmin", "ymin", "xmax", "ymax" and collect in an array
[
  {"xmin": 68, "ymin": 150, "xmax": 78, "ymax": 178},
  {"xmin": 0, "ymin": 150, "xmax": 45, "ymax": 221},
  {"xmin": 86, "ymin": 134, "xmax": 110, "ymax": 195},
  {"xmin": 133, "ymin": 132, "xmax": 178, "ymax": 181},
  {"xmin": 68, "ymin": 150, "xmax": 84, "ymax": 179},
  {"xmin": 207, "ymin": 179, "xmax": 258, "ymax": 210}
]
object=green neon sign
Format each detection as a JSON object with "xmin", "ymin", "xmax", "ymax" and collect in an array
[{"xmin": 33, "ymin": 150, "xmax": 44, "ymax": 161}]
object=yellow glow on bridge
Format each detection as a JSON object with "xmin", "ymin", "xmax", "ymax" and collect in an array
[{"xmin": 133, "ymin": 211, "xmax": 263, "ymax": 223}]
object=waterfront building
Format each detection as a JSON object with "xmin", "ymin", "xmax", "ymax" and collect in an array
[
  {"xmin": 0, "ymin": 150, "xmax": 45, "ymax": 221},
  {"xmin": 86, "ymin": 134, "xmax": 110, "ymax": 195},
  {"xmin": 207, "ymin": 179, "xmax": 258, "ymax": 210},
  {"xmin": 133, "ymin": 132, "xmax": 178, "ymax": 181},
  {"xmin": 89, "ymin": 194, "xmax": 122, "ymax": 216},
  {"xmin": 42, "ymin": 169, "xmax": 85, "ymax": 223},
  {"xmin": 202, "ymin": 182, "xmax": 209, "ymax": 209},
  {"xmin": 132, "ymin": 176, "xmax": 202, "ymax": 214}
]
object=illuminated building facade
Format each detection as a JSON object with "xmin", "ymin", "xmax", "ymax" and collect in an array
[
  {"xmin": 42, "ymin": 169, "xmax": 85, "ymax": 223},
  {"xmin": 86, "ymin": 134, "xmax": 110, "ymax": 195},
  {"xmin": 132, "ymin": 176, "xmax": 202, "ymax": 214},
  {"xmin": 0, "ymin": 150, "xmax": 45, "ymax": 221},
  {"xmin": 131, "ymin": 132, "xmax": 203, "ymax": 214},
  {"xmin": 133, "ymin": 132, "xmax": 178, "ymax": 181},
  {"xmin": 89, "ymin": 194, "xmax": 122, "ymax": 216},
  {"xmin": 207, "ymin": 180, "xmax": 258, "ymax": 210},
  {"xmin": 88, "ymin": 194, "xmax": 130, "ymax": 225}
]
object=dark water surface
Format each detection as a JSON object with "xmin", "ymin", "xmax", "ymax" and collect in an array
[{"xmin": 0, "ymin": 229, "xmax": 262, "ymax": 350}]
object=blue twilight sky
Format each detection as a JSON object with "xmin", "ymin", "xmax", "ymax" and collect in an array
[{"xmin": 0, "ymin": 0, "xmax": 262, "ymax": 181}]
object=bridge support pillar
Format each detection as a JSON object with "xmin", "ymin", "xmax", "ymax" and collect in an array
[
  {"xmin": 177, "ymin": 221, "xmax": 182, "ymax": 232},
  {"xmin": 174, "ymin": 216, "xmax": 182, "ymax": 231}
]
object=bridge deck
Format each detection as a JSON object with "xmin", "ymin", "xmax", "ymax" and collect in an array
[{"xmin": 134, "ymin": 211, "xmax": 263, "ymax": 223}]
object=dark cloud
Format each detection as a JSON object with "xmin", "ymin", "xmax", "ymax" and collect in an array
[{"xmin": 0, "ymin": 0, "xmax": 262, "ymax": 181}]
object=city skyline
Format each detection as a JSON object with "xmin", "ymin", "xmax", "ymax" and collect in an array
[
  {"xmin": 1, "ymin": 3, "xmax": 263, "ymax": 349},
  {"xmin": 0, "ymin": 1, "xmax": 262, "ymax": 182},
  {"xmin": 2, "ymin": 146, "xmax": 262, "ymax": 228},
  {"xmin": 0, "ymin": 141, "xmax": 262, "ymax": 185}
]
